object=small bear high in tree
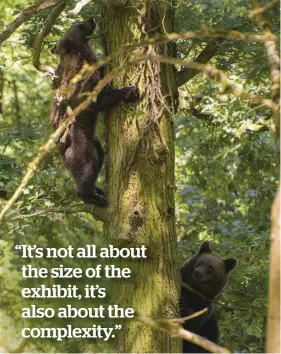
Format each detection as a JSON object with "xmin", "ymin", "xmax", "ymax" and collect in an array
[{"xmin": 51, "ymin": 18, "xmax": 139, "ymax": 206}]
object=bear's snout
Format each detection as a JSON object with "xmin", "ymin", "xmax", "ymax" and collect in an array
[{"xmin": 193, "ymin": 269, "xmax": 202, "ymax": 280}]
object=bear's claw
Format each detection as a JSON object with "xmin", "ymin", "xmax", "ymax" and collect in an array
[{"xmin": 123, "ymin": 86, "xmax": 140, "ymax": 103}]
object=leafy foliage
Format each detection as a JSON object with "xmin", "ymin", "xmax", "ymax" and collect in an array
[{"xmin": 175, "ymin": 2, "xmax": 278, "ymax": 352}]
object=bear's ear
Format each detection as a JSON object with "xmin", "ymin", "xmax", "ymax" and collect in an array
[
  {"xmin": 51, "ymin": 38, "xmax": 74, "ymax": 55},
  {"xmin": 198, "ymin": 241, "xmax": 212, "ymax": 254},
  {"xmin": 224, "ymin": 257, "xmax": 238, "ymax": 273}
]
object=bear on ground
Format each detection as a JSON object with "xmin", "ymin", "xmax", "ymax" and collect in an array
[
  {"xmin": 51, "ymin": 17, "xmax": 139, "ymax": 206},
  {"xmin": 180, "ymin": 241, "xmax": 237, "ymax": 353}
]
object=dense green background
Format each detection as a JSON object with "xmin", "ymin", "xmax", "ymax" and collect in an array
[{"xmin": 0, "ymin": 0, "xmax": 279, "ymax": 352}]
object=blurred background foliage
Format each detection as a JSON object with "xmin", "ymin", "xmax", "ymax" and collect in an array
[{"xmin": 0, "ymin": 0, "xmax": 279, "ymax": 352}]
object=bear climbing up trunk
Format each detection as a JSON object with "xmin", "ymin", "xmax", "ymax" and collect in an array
[{"xmin": 51, "ymin": 18, "xmax": 139, "ymax": 206}]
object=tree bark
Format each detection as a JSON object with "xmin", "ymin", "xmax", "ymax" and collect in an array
[
  {"xmin": 0, "ymin": 71, "xmax": 4, "ymax": 115},
  {"xmin": 12, "ymin": 80, "xmax": 20, "ymax": 127},
  {"xmin": 266, "ymin": 185, "xmax": 280, "ymax": 353},
  {"xmin": 102, "ymin": 1, "xmax": 181, "ymax": 352}
]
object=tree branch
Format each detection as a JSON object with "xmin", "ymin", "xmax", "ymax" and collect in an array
[
  {"xmin": 176, "ymin": 40, "xmax": 219, "ymax": 86},
  {"xmin": 12, "ymin": 80, "xmax": 21, "ymax": 127},
  {"xmin": 75, "ymin": 27, "xmax": 277, "ymax": 79},
  {"xmin": 69, "ymin": 0, "xmax": 94, "ymax": 15},
  {"xmin": 77, "ymin": 26, "xmax": 276, "ymax": 89},
  {"xmin": 0, "ymin": 54, "xmax": 276, "ymax": 222},
  {"xmin": 0, "ymin": 0, "xmax": 62, "ymax": 47},
  {"xmin": 9, "ymin": 203, "xmax": 106, "ymax": 223},
  {"xmin": 190, "ymin": 107, "xmax": 274, "ymax": 132},
  {"xmin": 169, "ymin": 308, "xmax": 208, "ymax": 323},
  {"xmin": 249, "ymin": 0, "xmax": 279, "ymax": 18},
  {"xmin": 33, "ymin": 0, "xmax": 67, "ymax": 71},
  {"xmin": 80, "ymin": 55, "xmax": 276, "ymax": 111},
  {"xmin": 146, "ymin": 27, "xmax": 277, "ymax": 45},
  {"xmin": 137, "ymin": 316, "xmax": 230, "ymax": 353},
  {"xmin": 250, "ymin": 0, "xmax": 280, "ymax": 127},
  {"xmin": 8, "ymin": 338, "xmax": 28, "ymax": 354}
]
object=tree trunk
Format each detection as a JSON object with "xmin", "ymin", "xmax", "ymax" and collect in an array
[
  {"xmin": 12, "ymin": 79, "xmax": 21, "ymax": 127},
  {"xmin": 102, "ymin": 1, "xmax": 180, "ymax": 352},
  {"xmin": 266, "ymin": 185, "xmax": 280, "ymax": 353},
  {"xmin": 0, "ymin": 71, "xmax": 4, "ymax": 116}
]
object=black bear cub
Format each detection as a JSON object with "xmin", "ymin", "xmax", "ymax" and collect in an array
[
  {"xmin": 180, "ymin": 241, "xmax": 237, "ymax": 353},
  {"xmin": 51, "ymin": 18, "xmax": 139, "ymax": 206}
]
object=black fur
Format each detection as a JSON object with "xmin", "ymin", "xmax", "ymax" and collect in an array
[
  {"xmin": 51, "ymin": 18, "xmax": 140, "ymax": 206},
  {"xmin": 180, "ymin": 241, "xmax": 237, "ymax": 353}
]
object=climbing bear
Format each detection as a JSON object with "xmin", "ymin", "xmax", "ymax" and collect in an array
[
  {"xmin": 180, "ymin": 241, "xmax": 237, "ymax": 353},
  {"xmin": 51, "ymin": 17, "xmax": 139, "ymax": 206}
]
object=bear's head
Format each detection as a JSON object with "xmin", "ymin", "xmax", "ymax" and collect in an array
[
  {"xmin": 51, "ymin": 17, "xmax": 96, "ymax": 55},
  {"xmin": 180, "ymin": 241, "xmax": 237, "ymax": 298}
]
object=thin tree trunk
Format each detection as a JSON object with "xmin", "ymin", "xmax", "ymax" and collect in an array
[
  {"xmin": 102, "ymin": 1, "xmax": 181, "ymax": 352},
  {"xmin": 0, "ymin": 71, "xmax": 4, "ymax": 115},
  {"xmin": 266, "ymin": 185, "xmax": 280, "ymax": 353},
  {"xmin": 12, "ymin": 80, "xmax": 21, "ymax": 126}
]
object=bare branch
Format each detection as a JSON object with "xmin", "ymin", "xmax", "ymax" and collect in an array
[
  {"xmin": 170, "ymin": 308, "xmax": 208, "ymax": 324},
  {"xmin": 137, "ymin": 316, "xmax": 230, "ymax": 353},
  {"xmin": 0, "ymin": 0, "xmax": 62, "ymax": 47},
  {"xmin": 81, "ymin": 55, "xmax": 276, "ymax": 110},
  {"xmin": 78, "ymin": 26, "xmax": 276, "ymax": 89},
  {"xmin": 146, "ymin": 56, "xmax": 276, "ymax": 110},
  {"xmin": 9, "ymin": 203, "xmax": 106, "ymax": 223},
  {"xmin": 250, "ymin": 0, "xmax": 280, "ymax": 129},
  {"xmin": 33, "ymin": 0, "xmax": 67, "ymax": 71},
  {"xmin": 249, "ymin": 0, "xmax": 279, "ymax": 18},
  {"xmin": 73, "ymin": 28, "xmax": 277, "ymax": 79},
  {"xmin": 7, "ymin": 338, "xmax": 28, "ymax": 354},
  {"xmin": 12, "ymin": 80, "xmax": 21, "ymax": 126},
  {"xmin": 143, "ymin": 27, "xmax": 277, "ymax": 47},
  {"xmin": 69, "ymin": 0, "xmax": 94, "ymax": 15},
  {"xmin": 90, "ymin": 29, "xmax": 276, "ymax": 79},
  {"xmin": 190, "ymin": 107, "xmax": 274, "ymax": 133},
  {"xmin": 176, "ymin": 41, "xmax": 219, "ymax": 86},
  {"xmin": 0, "ymin": 54, "xmax": 276, "ymax": 222},
  {"xmin": 266, "ymin": 185, "xmax": 280, "ymax": 353}
]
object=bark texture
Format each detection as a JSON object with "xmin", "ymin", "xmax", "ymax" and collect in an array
[
  {"xmin": 266, "ymin": 185, "xmax": 280, "ymax": 353},
  {"xmin": 0, "ymin": 71, "xmax": 4, "ymax": 115},
  {"xmin": 102, "ymin": 1, "xmax": 180, "ymax": 352}
]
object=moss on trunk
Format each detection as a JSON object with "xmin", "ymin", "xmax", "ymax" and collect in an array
[{"xmin": 102, "ymin": 1, "xmax": 180, "ymax": 352}]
